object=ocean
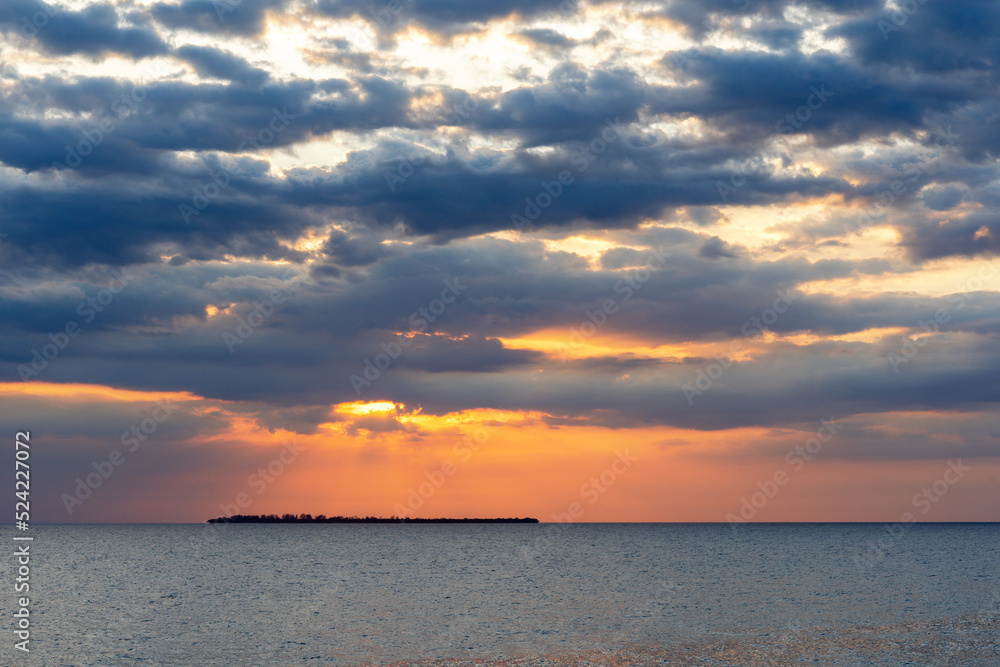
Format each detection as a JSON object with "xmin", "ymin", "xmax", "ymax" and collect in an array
[{"xmin": 12, "ymin": 523, "xmax": 1000, "ymax": 665}]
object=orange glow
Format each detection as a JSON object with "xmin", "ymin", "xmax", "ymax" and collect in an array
[
  {"xmin": 777, "ymin": 327, "xmax": 911, "ymax": 346},
  {"xmin": 9, "ymin": 382, "xmax": 999, "ymax": 523},
  {"xmin": 541, "ymin": 236, "xmax": 641, "ymax": 266},
  {"xmin": 0, "ymin": 381, "xmax": 199, "ymax": 403},
  {"xmin": 496, "ymin": 330, "xmax": 711, "ymax": 362},
  {"xmin": 336, "ymin": 400, "xmax": 399, "ymax": 415}
]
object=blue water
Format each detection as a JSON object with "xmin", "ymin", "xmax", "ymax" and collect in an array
[{"xmin": 10, "ymin": 523, "xmax": 1000, "ymax": 665}]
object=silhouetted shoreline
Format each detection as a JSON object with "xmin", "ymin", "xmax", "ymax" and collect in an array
[{"xmin": 207, "ymin": 513, "xmax": 539, "ymax": 524}]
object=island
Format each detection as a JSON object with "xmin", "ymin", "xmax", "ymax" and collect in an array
[{"xmin": 207, "ymin": 513, "xmax": 539, "ymax": 523}]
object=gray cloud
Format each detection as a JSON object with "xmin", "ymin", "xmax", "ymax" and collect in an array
[{"xmin": 1, "ymin": 0, "xmax": 998, "ymax": 472}]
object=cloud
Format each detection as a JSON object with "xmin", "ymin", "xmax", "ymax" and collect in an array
[
  {"xmin": 629, "ymin": 0, "xmax": 882, "ymax": 38},
  {"xmin": 921, "ymin": 185, "xmax": 966, "ymax": 212},
  {"xmin": 176, "ymin": 45, "xmax": 271, "ymax": 87},
  {"xmin": 513, "ymin": 28, "xmax": 576, "ymax": 51},
  {"xmin": 150, "ymin": 0, "xmax": 284, "ymax": 36},
  {"xmin": 0, "ymin": 1, "xmax": 168, "ymax": 58},
  {"xmin": 1, "ymin": 0, "xmax": 999, "ymax": 515},
  {"xmin": 314, "ymin": 0, "xmax": 568, "ymax": 35},
  {"xmin": 829, "ymin": 0, "xmax": 1000, "ymax": 74},
  {"xmin": 655, "ymin": 48, "xmax": 974, "ymax": 145},
  {"xmin": 900, "ymin": 213, "xmax": 1000, "ymax": 260},
  {"xmin": 698, "ymin": 236, "xmax": 741, "ymax": 260}
]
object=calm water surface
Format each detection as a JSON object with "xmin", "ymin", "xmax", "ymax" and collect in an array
[{"xmin": 11, "ymin": 523, "xmax": 1000, "ymax": 665}]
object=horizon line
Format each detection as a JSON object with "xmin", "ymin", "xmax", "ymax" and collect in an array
[{"xmin": 11, "ymin": 520, "xmax": 1000, "ymax": 526}]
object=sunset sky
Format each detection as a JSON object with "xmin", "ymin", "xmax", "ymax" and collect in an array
[{"xmin": 1, "ymin": 0, "xmax": 999, "ymax": 523}]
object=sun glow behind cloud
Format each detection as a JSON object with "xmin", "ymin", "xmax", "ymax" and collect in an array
[{"xmin": 8, "ymin": 380, "xmax": 998, "ymax": 522}]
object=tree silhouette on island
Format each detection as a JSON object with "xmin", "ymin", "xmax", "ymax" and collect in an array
[{"xmin": 207, "ymin": 513, "xmax": 539, "ymax": 524}]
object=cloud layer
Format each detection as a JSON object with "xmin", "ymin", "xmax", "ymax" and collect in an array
[{"xmin": 1, "ymin": 0, "xmax": 998, "ymax": 521}]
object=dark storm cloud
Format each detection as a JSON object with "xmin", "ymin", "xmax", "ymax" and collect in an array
[
  {"xmin": 829, "ymin": 0, "xmax": 1000, "ymax": 74},
  {"xmin": 921, "ymin": 185, "xmax": 966, "ymax": 212},
  {"xmin": 698, "ymin": 236, "xmax": 741, "ymax": 260},
  {"xmin": 747, "ymin": 23, "xmax": 801, "ymax": 50},
  {"xmin": 513, "ymin": 28, "xmax": 576, "ymax": 51},
  {"xmin": 0, "ymin": 111, "xmax": 861, "ymax": 270},
  {"xmin": 7, "ymin": 64, "xmax": 652, "ymax": 156},
  {"xmin": 322, "ymin": 228, "xmax": 403, "ymax": 267},
  {"xmin": 0, "ymin": 0, "xmax": 168, "ymax": 58},
  {"xmin": 470, "ymin": 65, "xmax": 650, "ymax": 145},
  {"xmin": 0, "ymin": 44, "xmax": 987, "ymax": 251},
  {"xmin": 1, "ymin": 0, "xmax": 999, "ymax": 451},
  {"xmin": 0, "ymin": 169, "xmax": 309, "ymax": 269},
  {"xmin": 275, "ymin": 138, "xmax": 854, "ymax": 240},
  {"xmin": 899, "ymin": 213, "xmax": 1000, "ymax": 261},
  {"xmin": 656, "ymin": 49, "xmax": 976, "ymax": 145},
  {"xmin": 0, "ymin": 109, "xmax": 167, "ymax": 176},
  {"xmin": 150, "ymin": 0, "xmax": 284, "ymax": 36},
  {"xmin": 176, "ymin": 45, "xmax": 271, "ymax": 87},
  {"xmin": 1, "ymin": 73, "xmax": 414, "ymax": 161},
  {"xmin": 313, "ymin": 0, "xmax": 568, "ymax": 34},
  {"xmin": 630, "ymin": 0, "xmax": 882, "ymax": 37},
  {"xmin": 822, "ymin": 1, "xmax": 1000, "ymax": 161},
  {"xmin": 1, "ymin": 65, "xmax": 646, "ymax": 177},
  {"xmin": 6, "ymin": 217, "xmax": 995, "ymax": 373},
  {"xmin": 665, "ymin": 339, "xmax": 1000, "ymax": 432},
  {"xmin": 354, "ymin": 338, "xmax": 1000, "ymax": 437},
  {"xmin": 389, "ymin": 335, "xmax": 542, "ymax": 373},
  {"xmin": 3, "ymin": 233, "xmax": 998, "ymax": 427},
  {"xmin": 303, "ymin": 38, "xmax": 380, "ymax": 74},
  {"xmin": 475, "ymin": 342, "xmax": 1000, "ymax": 433}
]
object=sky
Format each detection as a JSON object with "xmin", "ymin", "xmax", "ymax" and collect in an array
[{"xmin": 1, "ymin": 0, "xmax": 999, "ymax": 523}]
